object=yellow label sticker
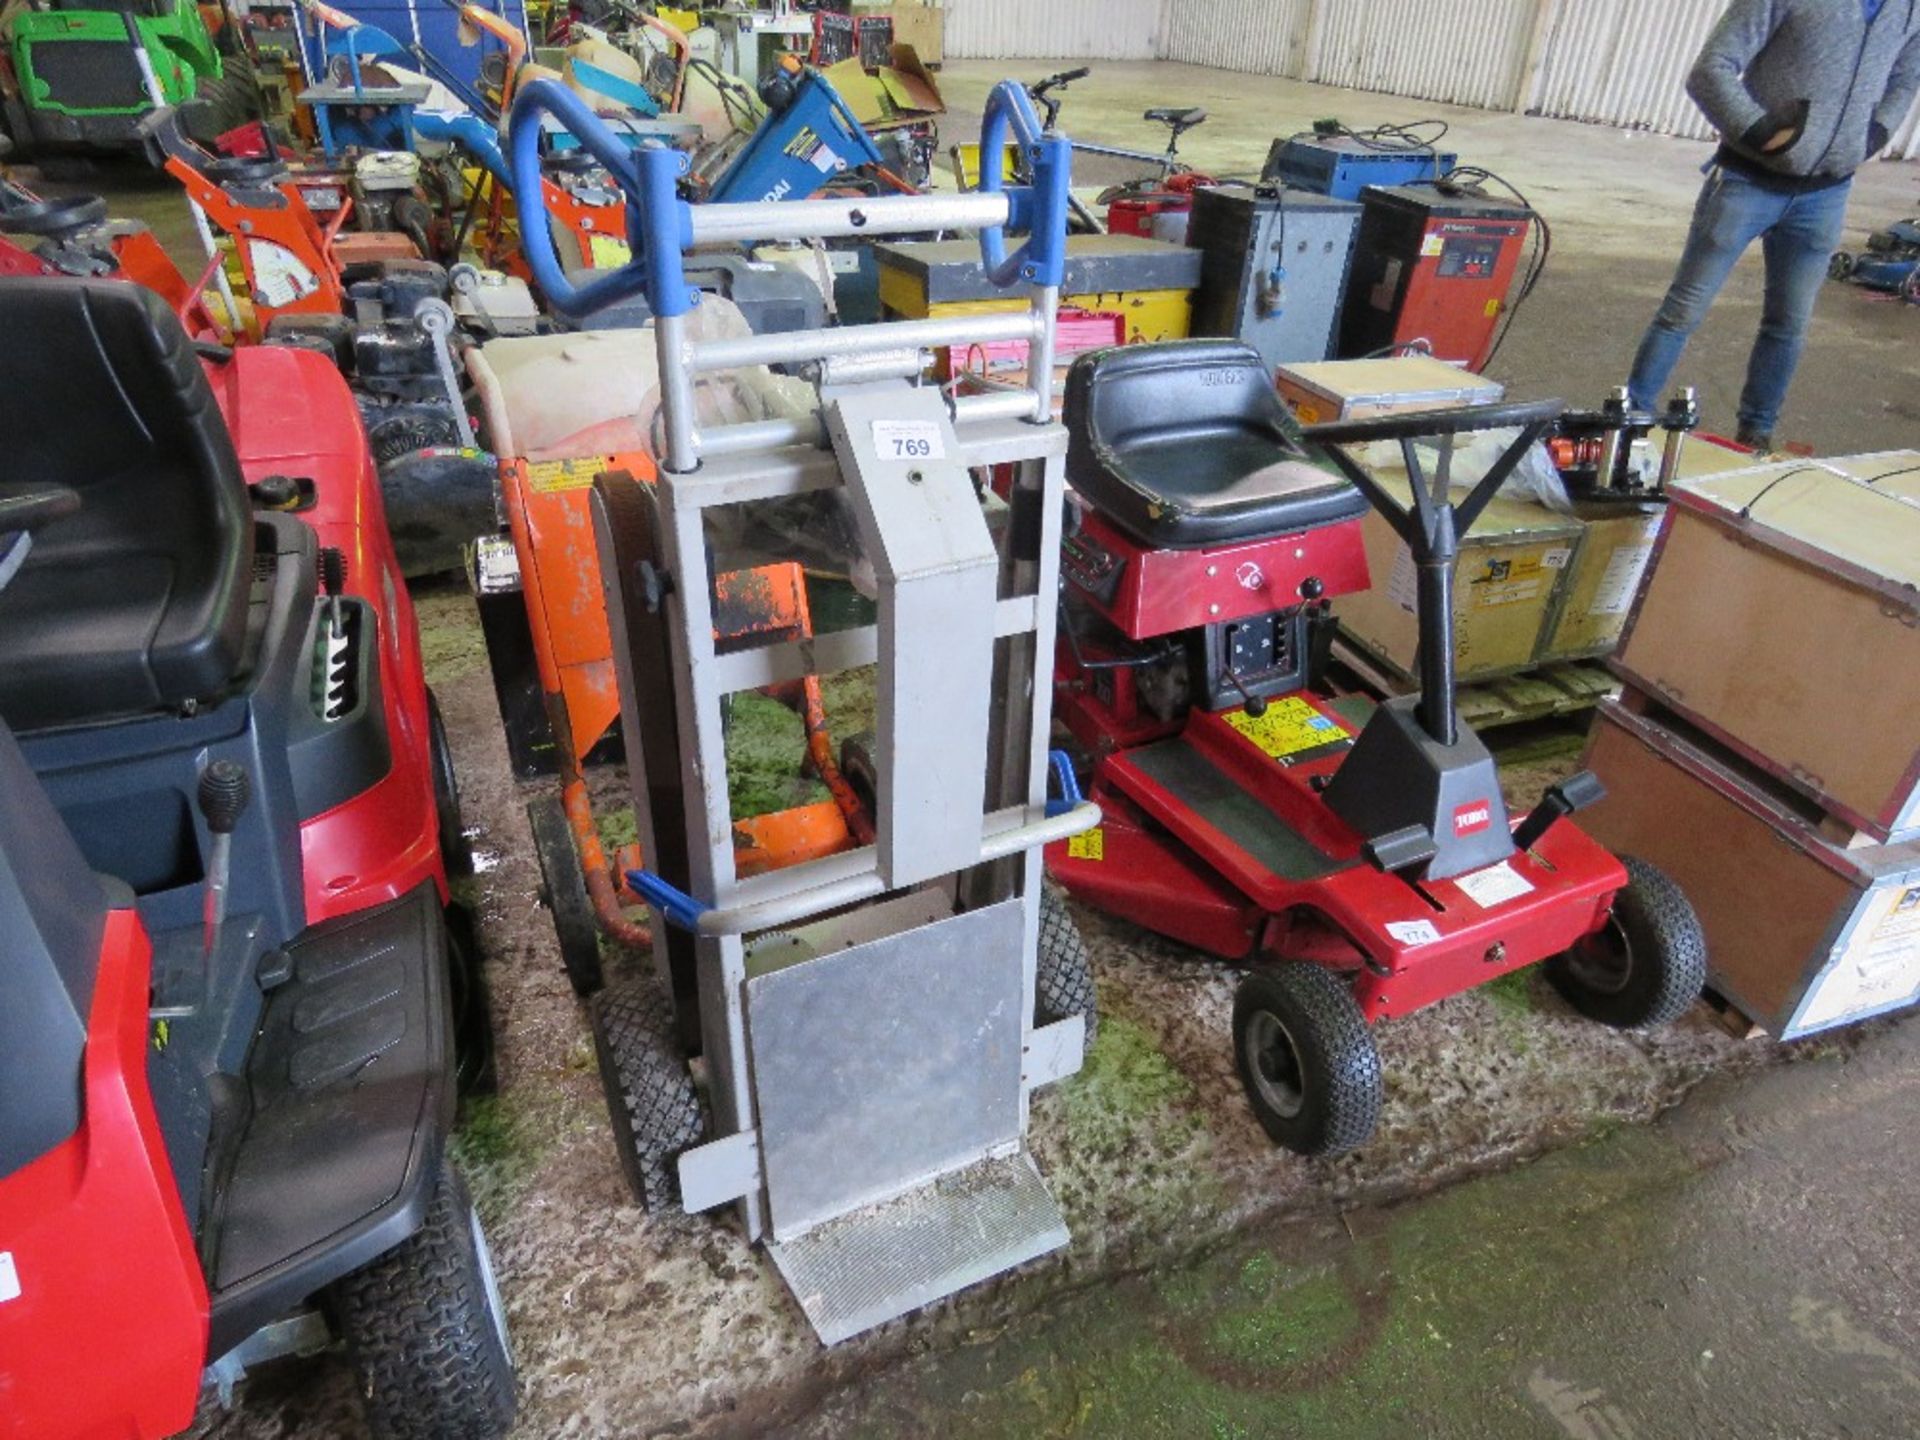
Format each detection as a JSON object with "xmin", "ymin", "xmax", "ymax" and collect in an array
[
  {"xmin": 525, "ymin": 457, "xmax": 602, "ymax": 494},
  {"xmin": 1484, "ymin": 297, "xmax": 1504, "ymax": 318},
  {"xmin": 588, "ymin": 234, "xmax": 633, "ymax": 268},
  {"xmin": 1223, "ymin": 695, "xmax": 1351, "ymax": 760},
  {"xmin": 1067, "ymin": 827, "xmax": 1106, "ymax": 862},
  {"xmin": 1421, "ymin": 233, "xmax": 1446, "ymax": 257},
  {"xmin": 1294, "ymin": 402, "xmax": 1322, "ymax": 424}
]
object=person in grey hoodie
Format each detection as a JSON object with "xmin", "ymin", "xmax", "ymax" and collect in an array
[{"xmin": 1627, "ymin": 0, "xmax": 1920, "ymax": 450}]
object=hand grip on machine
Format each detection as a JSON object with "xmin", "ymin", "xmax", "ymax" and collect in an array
[
  {"xmin": 976, "ymin": 80, "xmax": 1071, "ymax": 291},
  {"xmin": 507, "ymin": 77, "xmax": 692, "ymax": 321}
]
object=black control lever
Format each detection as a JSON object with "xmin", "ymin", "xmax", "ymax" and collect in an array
[
  {"xmin": 1512, "ymin": 771, "xmax": 1606, "ymax": 852},
  {"xmin": 198, "ymin": 760, "xmax": 252, "ymax": 959}
]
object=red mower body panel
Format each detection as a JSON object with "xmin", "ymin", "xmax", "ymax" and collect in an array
[
  {"xmin": 1050, "ymin": 700, "xmax": 1629, "ymax": 1022},
  {"xmin": 212, "ymin": 345, "xmax": 448, "ymax": 924},
  {"xmin": 0, "ymin": 908, "xmax": 207, "ymax": 1440}
]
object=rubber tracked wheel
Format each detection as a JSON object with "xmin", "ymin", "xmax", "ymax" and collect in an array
[
  {"xmin": 1544, "ymin": 855, "xmax": 1706, "ymax": 1030},
  {"xmin": 325, "ymin": 1162, "xmax": 516, "ymax": 1440},
  {"xmin": 591, "ymin": 973, "xmax": 705, "ymax": 1213},
  {"xmin": 427, "ymin": 689, "xmax": 471, "ymax": 878},
  {"xmin": 186, "ymin": 67, "xmax": 261, "ymax": 140},
  {"xmin": 527, "ymin": 792, "xmax": 603, "ymax": 997},
  {"xmin": 838, "ymin": 729, "xmax": 878, "ymax": 822},
  {"xmin": 1233, "ymin": 964, "xmax": 1383, "ymax": 1158},
  {"xmin": 1036, "ymin": 885, "xmax": 1099, "ymax": 1046}
]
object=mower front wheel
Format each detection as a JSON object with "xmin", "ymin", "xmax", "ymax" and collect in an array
[
  {"xmin": 528, "ymin": 793, "xmax": 604, "ymax": 997},
  {"xmin": 1544, "ymin": 855, "xmax": 1706, "ymax": 1030},
  {"xmin": 1232, "ymin": 964, "xmax": 1383, "ymax": 1158},
  {"xmin": 592, "ymin": 972, "xmax": 706, "ymax": 1213},
  {"xmin": 325, "ymin": 1161, "xmax": 516, "ymax": 1440}
]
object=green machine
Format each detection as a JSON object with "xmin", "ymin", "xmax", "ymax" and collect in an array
[{"xmin": 1, "ymin": 0, "xmax": 246, "ymax": 155}]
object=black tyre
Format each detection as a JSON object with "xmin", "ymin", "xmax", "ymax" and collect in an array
[
  {"xmin": 527, "ymin": 792, "xmax": 604, "ymax": 997},
  {"xmin": 326, "ymin": 1162, "xmax": 516, "ymax": 1440},
  {"xmin": 443, "ymin": 901, "xmax": 496, "ymax": 1096},
  {"xmin": 1829, "ymin": 250, "xmax": 1857, "ymax": 281},
  {"xmin": 839, "ymin": 729, "xmax": 878, "ymax": 820},
  {"xmin": 186, "ymin": 67, "xmax": 260, "ymax": 140},
  {"xmin": 1035, "ymin": 885, "xmax": 1099, "ymax": 1045},
  {"xmin": 1543, "ymin": 855, "xmax": 1706, "ymax": 1030},
  {"xmin": 427, "ymin": 690, "xmax": 471, "ymax": 878},
  {"xmin": 1232, "ymin": 964, "xmax": 1382, "ymax": 1158},
  {"xmin": 591, "ymin": 973, "xmax": 705, "ymax": 1213}
]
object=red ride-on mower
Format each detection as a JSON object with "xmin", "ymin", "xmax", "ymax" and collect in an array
[
  {"xmin": 0, "ymin": 277, "xmax": 513, "ymax": 1439},
  {"xmin": 1047, "ymin": 341, "xmax": 1707, "ymax": 1156}
]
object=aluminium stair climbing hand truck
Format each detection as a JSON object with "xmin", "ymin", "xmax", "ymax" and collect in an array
[
  {"xmin": 1047, "ymin": 342, "xmax": 1708, "ymax": 1158},
  {"xmin": 508, "ymin": 76, "xmax": 1102, "ymax": 1343}
]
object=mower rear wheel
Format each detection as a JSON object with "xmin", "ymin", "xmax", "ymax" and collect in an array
[
  {"xmin": 428, "ymin": 689, "xmax": 471, "ymax": 878},
  {"xmin": 1544, "ymin": 855, "xmax": 1706, "ymax": 1030},
  {"xmin": 325, "ymin": 1161, "xmax": 516, "ymax": 1440},
  {"xmin": 1036, "ymin": 885, "xmax": 1099, "ymax": 1045},
  {"xmin": 1233, "ymin": 964, "xmax": 1382, "ymax": 1158},
  {"xmin": 527, "ymin": 793, "xmax": 604, "ymax": 997},
  {"xmin": 592, "ymin": 972, "xmax": 706, "ymax": 1213}
]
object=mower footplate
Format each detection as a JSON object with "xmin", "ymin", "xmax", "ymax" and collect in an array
[
  {"xmin": 199, "ymin": 881, "xmax": 454, "ymax": 1356},
  {"xmin": 1075, "ymin": 711, "xmax": 1630, "ymax": 1021}
]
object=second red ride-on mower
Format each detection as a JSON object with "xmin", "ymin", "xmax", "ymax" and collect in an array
[
  {"xmin": 1048, "ymin": 341, "xmax": 1707, "ymax": 1156},
  {"xmin": 0, "ymin": 277, "xmax": 513, "ymax": 1439}
]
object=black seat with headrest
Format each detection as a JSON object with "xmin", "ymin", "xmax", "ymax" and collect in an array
[
  {"xmin": 1065, "ymin": 341, "xmax": 1369, "ymax": 550},
  {"xmin": 0, "ymin": 276, "xmax": 255, "ymax": 732}
]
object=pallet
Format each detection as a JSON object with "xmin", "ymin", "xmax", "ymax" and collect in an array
[
  {"xmin": 1700, "ymin": 987, "xmax": 1768, "ymax": 1042},
  {"xmin": 1330, "ymin": 638, "xmax": 1618, "ymax": 732}
]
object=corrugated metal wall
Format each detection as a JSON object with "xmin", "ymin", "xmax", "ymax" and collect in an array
[
  {"xmin": 1304, "ymin": 0, "xmax": 1539, "ymax": 111},
  {"xmin": 1160, "ymin": 0, "xmax": 1311, "ymax": 77},
  {"xmin": 1528, "ymin": 0, "xmax": 1727, "ymax": 141},
  {"xmin": 1524, "ymin": 0, "xmax": 1920, "ymax": 159},
  {"xmin": 942, "ymin": 0, "xmax": 1163, "ymax": 60}
]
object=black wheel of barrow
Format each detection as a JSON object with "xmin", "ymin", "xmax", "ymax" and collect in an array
[
  {"xmin": 1232, "ymin": 963, "xmax": 1383, "ymax": 1158},
  {"xmin": 592, "ymin": 972, "xmax": 706, "ymax": 1213},
  {"xmin": 1543, "ymin": 855, "xmax": 1706, "ymax": 1030},
  {"xmin": 325, "ymin": 1161, "xmax": 517, "ymax": 1440},
  {"xmin": 1036, "ymin": 884, "xmax": 1099, "ymax": 1046},
  {"xmin": 527, "ymin": 792, "xmax": 604, "ymax": 997}
]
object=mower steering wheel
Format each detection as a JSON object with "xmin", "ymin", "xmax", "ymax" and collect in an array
[
  {"xmin": 1303, "ymin": 397, "xmax": 1567, "ymax": 549},
  {"xmin": 1303, "ymin": 397, "xmax": 1566, "ymax": 447}
]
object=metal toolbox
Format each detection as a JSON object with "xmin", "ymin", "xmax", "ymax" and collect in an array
[
  {"xmin": 1188, "ymin": 184, "xmax": 1362, "ymax": 370},
  {"xmin": 1615, "ymin": 452, "xmax": 1920, "ymax": 843},
  {"xmin": 1583, "ymin": 699, "xmax": 1920, "ymax": 1039}
]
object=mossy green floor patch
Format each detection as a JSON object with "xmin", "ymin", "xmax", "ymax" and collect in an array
[
  {"xmin": 818, "ymin": 1124, "xmax": 1698, "ymax": 1439},
  {"xmin": 412, "ymin": 587, "xmax": 489, "ymax": 685},
  {"xmin": 1057, "ymin": 1013, "xmax": 1201, "ymax": 1158}
]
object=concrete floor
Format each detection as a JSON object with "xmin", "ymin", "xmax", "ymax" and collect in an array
[
  {"xmin": 777, "ymin": 993, "xmax": 1920, "ymax": 1440},
  {"xmin": 29, "ymin": 54, "xmax": 1914, "ymax": 1440}
]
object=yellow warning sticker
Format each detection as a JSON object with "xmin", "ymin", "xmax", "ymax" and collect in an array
[
  {"xmin": 588, "ymin": 234, "xmax": 633, "ymax": 268},
  {"xmin": 526, "ymin": 457, "xmax": 603, "ymax": 494},
  {"xmin": 1067, "ymin": 827, "xmax": 1106, "ymax": 862},
  {"xmin": 1223, "ymin": 695, "xmax": 1351, "ymax": 760}
]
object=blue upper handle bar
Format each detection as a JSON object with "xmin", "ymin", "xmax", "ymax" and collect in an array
[{"xmin": 506, "ymin": 75, "xmax": 1072, "ymax": 321}]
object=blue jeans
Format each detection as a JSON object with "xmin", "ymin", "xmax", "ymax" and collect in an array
[{"xmin": 1628, "ymin": 166, "xmax": 1851, "ymax": 436}]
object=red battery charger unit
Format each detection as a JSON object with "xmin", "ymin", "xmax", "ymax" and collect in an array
[{"xmin": 1339, "ymin": 184, "xmax": 1532, "ymax": 368}]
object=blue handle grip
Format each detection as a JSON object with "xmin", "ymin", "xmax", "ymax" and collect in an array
[
  {"xmin": 1045, "ymin": 750, "xmax": 1083, "ymax": 818},
  {"xmin": 506, "ymin": 77, "xmax": 695, "ymax": 320},
  {"xmin": 977, "ymin": 81, "xmax": 1071, "ymax": 291},
  {"xmin": 625, "ymin": 868, "xmax": 710, "ymax": 932}
]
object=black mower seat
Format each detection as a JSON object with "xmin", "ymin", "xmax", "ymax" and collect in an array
[
  {"xmin": 0, "ymin": 277, "xmax": 254, "ymax": 732},
  {"xmin": 1064, "ymin": 340, "xmax": 1368, "ymax": 549}
]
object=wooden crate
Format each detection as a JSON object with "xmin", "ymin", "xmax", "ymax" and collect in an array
[
  {"xmin": 1276, "ymin": 355, "xmax": 1502, "ymax": 424},
  {"xmin": 1539, "ymin": 501, "xmax": 1664, "ymax": 663},
  {"xmin": 1336, "ymin": 474, "xmax": 1581, "ymax": 683},
  {"xmin": 1615, "ymin": 451, "xmax": 1920, "ymax": 843},
  {"xmin": 1582, "ymin": 698, "xmax": 1920, "ymax": 1039}
]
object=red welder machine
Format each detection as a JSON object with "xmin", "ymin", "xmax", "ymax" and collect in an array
[{"xmin": 1339, "ymin": 183, "xmax": 1536, "ymax": 368}]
